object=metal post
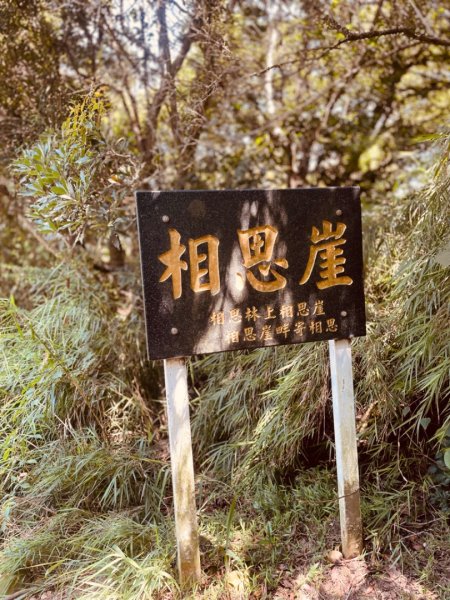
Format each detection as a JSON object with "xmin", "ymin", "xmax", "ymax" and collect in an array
[
  {"xmin": 163, "ymin": 357, "xmax": 201, "ymax": 586},
  {"xmin": 329, "ymin": 339, "xmax": 363, "ymax": 558}
]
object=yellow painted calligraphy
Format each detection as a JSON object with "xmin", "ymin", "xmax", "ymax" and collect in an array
[
  {"xmin": 230, "ymin": 308, "xmax": 242, "ymax": 322},
  {"xmin": 158, "ymin": 229, "xmax": 188, "ymax": 299},
  {"xmin": 294, "ymin": 321, "xmax": 306, "ymax": 336},
  {"xmin": 309, "ymin": 320, "xmax": 323, "ymax": 334},
  {"xmin": 299, "ymin": 221, "xmax": 353, "ymax": 290},
  {"xmin": 313, "ymin": 300, "xmax": 325, "ymax": 316},
  {"xmin": 237, "ymin": 225, "xmax": 288, "ymax": 292},
  {"xmin": 276, "ymin": 324, "xmax": 290, "ymax": 338},
  {"xmin": 280, "ymin": 304, "xmax": 294, "ymax": 319},
  {"xmin": 244, "ymin": 327, "xmax": 256, "ymax": 341},
  {"xmin": 188, "ymin": 235, "xmax": 220, "ymax": 295},
  {"xmin": 245, "ymin": 306, "xmax": 260, "ymax": 322},
  {"xmin": 210, "ymin": 311, "xmax": 225, "ymax": 326},
  {"xmin": 326, "ymin": 318, "xmax": 338, "ymax": 333},
  {"xmin": 264, "ymin": 305, "xmax": 276, "ymax": 320},
  {"xmin": 297, "ymin": 302, "xmax": 309, "ymax": 317},
  {"xmin": 260, "ymin": 325, "xmax": 273, "ymax": 340},
  {"xmin": 159, "ymin": 229, "xmax": 220, "ymax": 299},
  {"xmin": 226, "ymin": 331, "xmax": 240, "ymax": 344}
]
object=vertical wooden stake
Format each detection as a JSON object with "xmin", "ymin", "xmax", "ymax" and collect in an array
[
  {"xmin": 164, "ymin": 358, "xmax": 201, "ymax": 586},
  {"xmin": 329, "ymin": 339, "xmax": 363, "ymax": 558}
]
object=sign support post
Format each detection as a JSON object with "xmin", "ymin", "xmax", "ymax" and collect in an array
[
  {"xmin": 329, "ymin": 339, "xmax": 363, "ymax": 558},
  {"xmin": 163, "ymin": 357, "xmax": 201, "ymax": 586}
]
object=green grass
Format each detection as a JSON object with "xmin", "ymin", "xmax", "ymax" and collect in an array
[{"xmin": 0, "ymin": 110, "xmax": 448, "ymax": 598}]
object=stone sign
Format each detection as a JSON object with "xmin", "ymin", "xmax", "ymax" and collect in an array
[{"xmin": 136, "ymin": 188, "xmax": 366, "ymax": 360}]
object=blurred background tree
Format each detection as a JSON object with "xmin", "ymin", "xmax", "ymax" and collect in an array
[{"xmin": 0, "ymin": 1, "xmax": 449, "ymax": 598}]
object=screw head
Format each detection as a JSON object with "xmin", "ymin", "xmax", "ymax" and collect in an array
[
  {"xmin": 340, "ymin": 310, "xmax": 347, "ymax": 317},
  {"xmin": 162, "ymin": 215, "xmax": 170, "ymax": 223},
  {"xmin": 171, "ymin": 327, "xmax": 178, "ymax": 335},
  {"xmin": 336, "ymin": 209, "xmax": 343, "ymax": 216}
]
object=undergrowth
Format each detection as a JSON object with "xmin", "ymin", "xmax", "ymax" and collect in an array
[{"xmin": 0, "ymin": 96, "xmax": 448, "ymax": 598}]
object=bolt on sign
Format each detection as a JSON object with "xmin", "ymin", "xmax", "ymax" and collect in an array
[{"xmin": 136, "ymin": 188, "xmax": 366, "ymax": 360}]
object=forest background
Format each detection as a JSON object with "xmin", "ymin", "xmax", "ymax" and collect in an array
[{"xmin": 0, "ymin": 0, "xmax": 449, "ymax": 598}]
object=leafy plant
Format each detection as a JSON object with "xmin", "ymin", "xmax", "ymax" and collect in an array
[{"xmin": 13, "ymin": 90, "xmax": 138, "ymax": 247}]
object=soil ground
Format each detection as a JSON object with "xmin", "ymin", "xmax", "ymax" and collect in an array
[{"xmin": 271, "ymin": 558, "xmax": 441, "ymax": 599}]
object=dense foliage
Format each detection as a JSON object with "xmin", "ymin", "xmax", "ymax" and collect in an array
[{"xmin": 0, "ymin": 1, "xmax": 449, "ymax": 598}]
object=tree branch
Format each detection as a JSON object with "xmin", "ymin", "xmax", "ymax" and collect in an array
[
  {"xmin": 140, "ymin": 6, "xmax": 198, "ymax": 171},
  {"xmin": 157, "ymin": 0, "xmax": 182, "ymax": 146},
  {"xmin": 250, "ymin": 23, "xmax": 447, "ymax": 79},
  {"xmin": 340, "ymin": 27, "xmax": 450, "ymax": 47}
]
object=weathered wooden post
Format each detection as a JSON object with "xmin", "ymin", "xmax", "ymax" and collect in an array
[
  {"xmin": 163, "ymin": 357, "xmax": 201, "ymax": 586},
  {"xmin": 329, "ymin": 338, "xmax": 363, "ymax": 558}
]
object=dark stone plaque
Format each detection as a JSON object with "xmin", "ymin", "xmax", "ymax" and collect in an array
[{"xmin": 136, "ymin": 188, "xmax": 366, "ymax": 360}]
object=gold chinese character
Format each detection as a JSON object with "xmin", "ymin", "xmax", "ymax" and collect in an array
[
  {"xmin": 226, "ymin": 331, "xmax": 240, "ymax": 344},
  {"xmin": 299, "ymin": 221, "xmax": 353, "ymax": 290},
  {"xmin": 245, "ymin": 306, "xmax": 260, "ymax": 322},
  {"xmin": 313, "ymin": 300, "xmax": 325, "ymax": 316},
  {"xmin": 297, "ymin": 302, "xmax": 309, "ymax": 317},
  {"xmin": 237, "ymin": 225, "xmax": 288, "ymax": 292},
  {"xmin": 159, "ymin": 229, "xmax": 220, "ymax": 299},
  {"xmin": 210, "ymin": 311, "xmax": 225, "ymax": 326},
  {"xmin": 260, "ymin": 324, "xmax": 273, "ymax": 340},
  {"xmin": 264, "ymin": 305, "xmax": 276, "ymax": 320},
  {"xmin": 158, "ymin": 229, "xmax": 188, "ymax": 299},
  {"xmin": 230, "ymin": 308, "xmax": 242, "ymax": 322},
  {"xmin": 188, "ymin": 235, "xmax": 220, "ymax": 295},
  {"xmin": 276, "ymin": 324, "xmax": 290, "ymax": 338},
  {"xmin": 294, "ymin": 321, "xmax": 306, "ymax": 336},
  {"xmin": 280, "ymin": 304, "xmax": 294, "ymax": 319},
  {"xmin": 309, "ymin": 320, "xmax": 323, "ymax": 334},
  {"xmin": 244, "ymin": 327, "xmax": 256, "ymax": 341},
  {"xmin": 326, "ymin": 318, "xmax": 338, "ymax": 333}
]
